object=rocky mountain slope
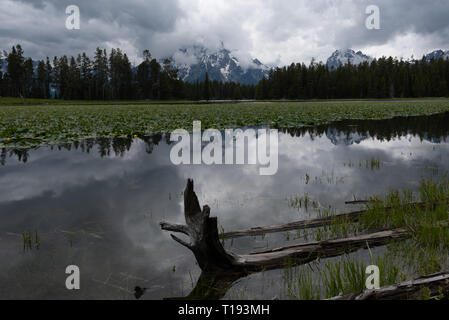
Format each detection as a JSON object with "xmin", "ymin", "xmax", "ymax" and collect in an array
[{"xmin": 167, "ymin": 45, "xmax": 270, "ymax": 85}]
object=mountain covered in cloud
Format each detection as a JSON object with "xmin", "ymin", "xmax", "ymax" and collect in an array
[
  {"xmin": 167, "ymin": 45, "xmax": 270, "ymax": 85},
  {"xmin": 424, "ymin": 50, "xmax": 449, "ymax": 62},
  {"xmin": 326, "ymin": 48, "xmax": 449, "ymax": 70},
  {"xmin": 326, "ymin": 49, "xmax": 373, "ymax": 70},
  {"xmin": 325, "ymin": 127, "xmax": 368, "ymax": 146},
  {"xmin": 325, "ymin": 127, "xmax": 444, "ymax": 146},
  {"xmin": 2, "ymin": 47, "xmax": 449, "ymax": 84}
]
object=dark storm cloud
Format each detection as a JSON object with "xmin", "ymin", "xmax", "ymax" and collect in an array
[
  {"xmin": 17, "ymin": 0, "xmax": 180, "ymax": 31},
  {"xmin": 0, "ymin": 0, "xmax": 182, "ymax": 62},
  {"xmin": 1, "ymin": 0, "xmax": 449, "ymax": 65},
  {"xmin": 332, "ymin": 0, "xmax": 449, "ymax": 49}
]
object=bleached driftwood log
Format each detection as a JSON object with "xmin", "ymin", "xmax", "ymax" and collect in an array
[
  {"xmin": 329, "ymin": 272, "xmax": 449, "ymax": 300},
  {"xmin": 160, "ymin": 179, "xmax": 409, "ymax": 275},
  {"xmin": 222, "ymin": 209, "xmax": 366, "ymax": 239},
  {"xmin": 222, "ymin": 198, "xmax": 448, "ymax": 239}
]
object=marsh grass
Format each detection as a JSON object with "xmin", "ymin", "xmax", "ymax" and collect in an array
[
  {"xmin": 283, "ymin": 175, "xmax": 449, "ymax": 299},
  {"xmin": 22, "ymin": 229, "xmax": 40, "ymax": 251},
  {"xmin": 349, "ymin": 175, "xmax": 449, "ymax": 248},
  {"xmin": 366, "ymin": 157, "xmax": 382, "ymax": 170},
  {"xmin": 386, "ymin": 241, "xmax": 449, "ymax": 277},
  {"xmin": 285, "ymin": 175, "xmax": 449, "ymax": 246},
  {"xmin": 283, "ymin": 253, "xmax": 402, "ymax": 299},
  {"xmin": 283, "ymin": 259, "xmax": 321, "ymax": 300},
  {"xmin": 287, "ymin": 193, "xmax": 312, "ymax": 211},
  {"xmin": 301, "ymin": 170, "xmax": 346, "ymax": 186},
  {"xmin": 320, "ymin": 258, "xmax": 366, "ymax": 297}
]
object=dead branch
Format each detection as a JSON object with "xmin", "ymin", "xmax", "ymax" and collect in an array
[
  {"xmin": 160, "ymin": 179, "xmax": 410, "ymax": 275},
  {"xmin": 329, "ymin": 272, "xmax": 449, "ymax": 300},
  {"xmin": 223, "ymin": 199, "xmax": 448, "ymax": 239}
]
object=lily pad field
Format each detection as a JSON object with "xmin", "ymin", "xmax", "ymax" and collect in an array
[{"xmin": 2, "ymin": 100, "xmax": 449, "ymax": 148}]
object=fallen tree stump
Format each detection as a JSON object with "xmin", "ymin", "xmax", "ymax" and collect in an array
[
  {"xmin": 160, "ymin": 179, "xmax": 410, "ymax": 275},
  {"xmin": 329, "ymin": 272, "xmax": 449, "ymax": 300}
]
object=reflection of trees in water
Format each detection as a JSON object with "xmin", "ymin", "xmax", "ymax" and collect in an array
[
  {"xmin": 282, "ymin": 112, "xmax": 449, "ymax": 143},
  {"xmin": 0, "ymin": 148, "xmax": 30, "ymax": 165},
  {"xmin": 2, "ymin": 112, "xmax": 449, "ymax": 165},
  {"xmin": 164, "ymin": 272, "xmax": 241, "ymax": 300},
  {"xmin": 0, "ymin": 134, "xmax": 170, "ymax": 165}
]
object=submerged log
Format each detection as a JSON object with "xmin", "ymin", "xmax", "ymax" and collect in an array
[
  {"xmin": 223, "ymin": 198, "xmax": 448, "ymax": 239},
  {"xmin": 222, "ymin": 209, "xmax": 365, "ymax": 239},
  {"xmin": 329, "ymin": 272, "xmax": 449, "ymax": 300},
  {"xmin": 345, "ymin": 200, "xmax": 371, "ymax": 205},
  {"xmin": 160, "ymin": 179, "xmax": 410, "ymax": 275}
]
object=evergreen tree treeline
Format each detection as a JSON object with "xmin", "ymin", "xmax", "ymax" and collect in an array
[
  {"xmin": 1, "ymin": 44, "xmax": 449, "ymax": 101},
  {"xmin": 0, "ymin": 45, "xmax": 254, "ymax": 100},
  {"xmin": 255, "ymin": 56, "xmax": 449, "ymax": 99}
]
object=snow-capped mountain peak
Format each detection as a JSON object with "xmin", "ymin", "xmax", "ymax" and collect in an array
[
  {"xmin": 425, "ymin": 50, "xmax": 449, "ymax": 62},
  {"xmin": 326, "ymin": 49, "xmax": 373, "ymax": 70},
  {"xmin": 168, "ymin": 45, "xmax": 270, "ymax": 85},
  {"xmin": 326, "ymin": 127, "xmax": 368, "ymax": 146}
]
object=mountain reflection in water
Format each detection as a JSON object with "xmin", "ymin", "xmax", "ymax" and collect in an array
[{"xmin": 0, "ymin": 112, "xmax": 449, "ymax": 299}]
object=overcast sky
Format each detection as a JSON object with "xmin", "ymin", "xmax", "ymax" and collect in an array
[{"xmin": 1, "ymin": 0, "xmax": 449, "ymax": 66}]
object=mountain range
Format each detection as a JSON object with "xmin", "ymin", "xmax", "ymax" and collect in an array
[
  {"xmin": 325, "ymin": 127, "xmax": 368, "ymax": 146},
  {"xmin": 2, "ymin": 47, "xmax": 449, "ymax": 85},
  {"xmin": 326, "ymin": 48, "xmax": 449, "ymax": 70},
  {"xmin": 326, "ymin": 49, "xmax": 373, "ymax": 70},
  {"xmin": 424, "ymin": 50, "xmax": 449, "ymax": 62},
  {"xmin": 325, "ymin": 127, "xmax": 444, "ymax": 146},
  {"xmin": 166, "ymin": 45, "xmax": 270, "ymax": 85}
]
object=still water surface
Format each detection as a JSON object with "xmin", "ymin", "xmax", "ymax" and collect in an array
[{"xmin": 0, "ymin": 113, "xmax": 448, "ymax": 299}]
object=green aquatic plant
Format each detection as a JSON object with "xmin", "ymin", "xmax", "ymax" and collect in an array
[
  {"xmin": 417, "ymin": 287, "xmax": 432, "ymax": 300},
  {"xmin": 287, "ymin": 193, "xmax": 315, "ymax": 212},
  {"xmin": 374, "ymin": 249, "xmax": 401, "ymax": 286},
  {"xmin": 2, "ymin": 101, "xmax": 449, "ymax": 148},
  {"xmin": 357, "ymin": 176, "xmax": 449, "ymax": 242},
  {"xmin": 22, "ymin": 230, "xmax": 32, "ymax": 251},
  {"xmin": 22, "ymin": 229, "xmax": 40, "ymax": 251},
  {"xmin": 370, "ymin": 157, "xmax": 381, "ymax": 170},
  {"xmin": 320, "ymin": 258, "xmax": 367, "ymax": 298},
  {"xmin": 34, "ymin": 230, "xmax": 40, "ymax": 250},
  {"xmin": 284, "ymin": 265, "xmax": 321, "ymax": 300},
  {"xmin": 284, "ymin": 255, "xmax": 381, "ymax": 300},
  {"xmin": 282, "ymin": 175, "xmax": 449, "ymax": 300}
]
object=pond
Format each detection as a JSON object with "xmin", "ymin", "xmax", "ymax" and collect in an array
[{"xmin": 1, "ymin": 113, "xmax": 449, "ymax": 299}]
